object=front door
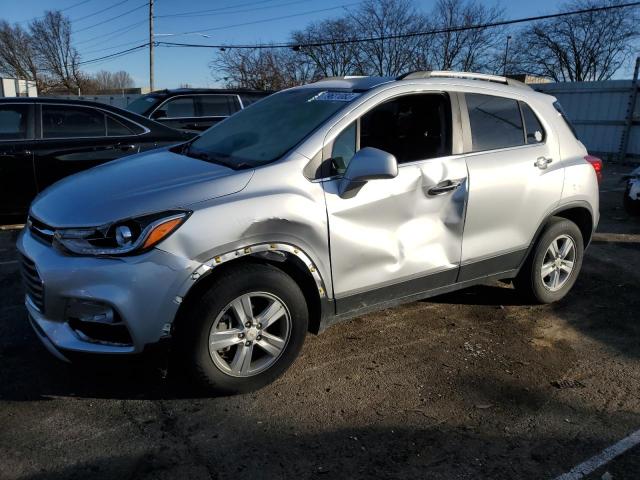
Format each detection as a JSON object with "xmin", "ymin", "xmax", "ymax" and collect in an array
[
  {"xmin": 459, "ymin": 93, "xmax": 564, "ymax": 281},
  {"xmin": 322, "ymin": 93, "xmax": 468, "ymax": 314}
]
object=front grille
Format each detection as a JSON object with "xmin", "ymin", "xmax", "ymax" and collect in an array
[
  {"xmin": 28, "ymin": 216, "xmax": 54, "ymax": 245},
  {"xmin": 20, "ymin": 254, "xmax": 45, "ymax": 312}
]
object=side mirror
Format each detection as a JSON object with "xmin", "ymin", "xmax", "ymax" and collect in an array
[
  {"xmin": 338, "ymin": 147, "xmax": 398, "ymax": 198},
  {"xmin": 151, "ymin": 109, "xmax": 167, "ymax": 120}
]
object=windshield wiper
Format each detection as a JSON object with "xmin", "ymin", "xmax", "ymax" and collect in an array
[{"xmin": 182, "ymin": 148, "xmax": 239, "ymax": 169}]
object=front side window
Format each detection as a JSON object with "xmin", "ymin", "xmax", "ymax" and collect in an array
[
  {"xmin": 329, "ymin": 93, "xmax": 452, "ymax": 175},
  {"xmin": 164, "ymin": 96, "xmax": 195, "ymax": 118},
  {"xmin": 0, "ymin": 104, "xmax": 29, "ymax": 140},
  {"xmin": 199, "ymin": 95, "xmax": 240, "ymax": 117},
  {"xmin": 466, "ymin": 93, "xmax": 524, "ymax": 152},
  {"xmin": 187, "ymin": 88, "xmax": 355, "ymax": 169},
  {"xmin": 42, "ymin": 105, "xmax": 105, "ymax": 138}
]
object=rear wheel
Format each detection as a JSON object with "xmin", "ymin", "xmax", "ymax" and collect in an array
[
  {"xmin": 178, "ymin": 263, "xmax": 308, "ymax": 395},
  {"xmin": 514, "ymin": 217, "xmax": 584, "ymax": 304}
]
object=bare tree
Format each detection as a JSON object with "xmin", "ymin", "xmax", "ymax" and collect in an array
[
  {"xmin": 348, "ymin": 0, "xmax": 426, "ymax": 76},
  {"xmin": 511, "ymin": 0, "xmax": 639, "ymax": 81},
  {"xmin": 0, "ymin": 21, "xmax": 44, "ymax": 91},
  {"xmin": 93, "ymin": 70, "xmax": 134, "ymax": 91},
  {"xmin": 291, "ymin": 18, "xmax": 361, "ymax": 77},
  {"xmin": 211, "ymin": 47, "xmax": 318, "ymax": 90},
  {"xmin": 30, "ymin": 11, "xmax": 83, "ymax": 92},
  {"xmin": 424, "ymin": 0, "xmax": 505, "ymax": 72}
]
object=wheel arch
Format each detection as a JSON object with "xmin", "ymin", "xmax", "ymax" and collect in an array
[{"xmin": 172, "ymin": 243, "xmax": 330, "ymax": 338}]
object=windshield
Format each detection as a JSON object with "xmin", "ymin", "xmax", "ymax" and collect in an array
[
  {"xmin": 126, "ymin": 94, "xmax": 162, "ymax": 115},
  {"xmin": 186, "ymin": 89, "xmax": 358, "ymax": 169}
]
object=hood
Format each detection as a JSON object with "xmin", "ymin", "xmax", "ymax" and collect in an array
[{"xmin": 30, "ymin": 149, "xmax": 254, "ymax": 227}]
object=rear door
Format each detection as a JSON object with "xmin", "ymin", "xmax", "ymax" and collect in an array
[
  {"xmin": 196, "ymin": 94, "xmax": 241, "ymax": 130},
  {"xmin": 458, "ymin": 92, "xmax": 564, "ymax": 281},
  {"xmin": 0, "ymin": 103, "xmax": 36, "ymax": 217},
  {"xmin": 33, "ymin": 104, "xmax": 145, "ymax": 191},
  {"xmin": 322, "ymin": 92, "xmax": 468, "ymax": 313}
]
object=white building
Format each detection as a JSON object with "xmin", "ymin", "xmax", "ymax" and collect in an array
[{"xmin": 0, "ymin": 78, "xmax": 38, "ymax": 97}]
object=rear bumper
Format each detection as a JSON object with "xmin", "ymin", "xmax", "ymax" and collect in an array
[{"xmin": 17, "ymin": 227, "xmax": 200, "ymax": 356}]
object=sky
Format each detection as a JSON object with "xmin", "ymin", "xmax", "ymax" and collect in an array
[{"xmin": 0, "ymin": 0, "xmax": 615, "ymax": 89}]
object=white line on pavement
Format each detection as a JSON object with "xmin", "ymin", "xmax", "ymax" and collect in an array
[{"xmin": 554, "ymin": 428, "xmax": 640, "ymax": 479}]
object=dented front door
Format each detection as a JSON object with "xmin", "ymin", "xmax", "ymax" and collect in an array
[{"xmin": 323, "ymin": 155, "xmax": 468, "ymax": 314}]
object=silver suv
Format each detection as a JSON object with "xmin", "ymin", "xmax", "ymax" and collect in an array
[{"xmin": 18, "ymin": 71, "xmax": 600, "ymax": 394}]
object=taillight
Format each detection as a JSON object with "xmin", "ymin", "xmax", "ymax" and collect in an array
[{"xmin": 585, "ymin": 155, "xmax": 602, "ymax": 184}]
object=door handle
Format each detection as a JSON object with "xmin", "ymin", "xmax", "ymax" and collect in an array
[
  {"xmin": 428, "ymin": 179, "xmax": 462, "ymax": 196},
  {"xmin": 117, "ymin": 144, "xmax": 137, "ymax": 152},
  {"xmin": 534, "ymin": 156, "xmax": 553, "ymax": 169}
]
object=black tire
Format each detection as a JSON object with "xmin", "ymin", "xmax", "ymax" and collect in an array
[
  {"xmin": 514, "ymin": 217, "xmax": 584, "ymax": 304},
  {"xmin": 623, "ymin": 183, "xmax": 640, "ymax": 216},
  {"xmin": 178, "ymin": 263, "xmax": 308, "ymax": 395}
]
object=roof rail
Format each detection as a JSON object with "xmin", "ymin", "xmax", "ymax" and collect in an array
[{"xmin": 397, "ymin": 70, "xmax": 531, "ymax": 89}]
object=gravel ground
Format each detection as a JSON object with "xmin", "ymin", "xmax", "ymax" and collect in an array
[{"xmin": 0, "ymin": 168, "xmax": 639, "ymax": 480}]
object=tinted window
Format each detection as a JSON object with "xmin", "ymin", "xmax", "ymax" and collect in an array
[
  {"xmin": 199, "ymin": 95, "xmax": 239, "ymax": 116},
  {"xmin": 331, "ymin": 122, "xmax": 357, "ymax": 174},
  {"xmin": 0, "ymin": 104, "xmax": 29, "ymax": 140},
  {"xmin": 187, "ymin": 89, "xmax": 355, "ymax": 169},
  {"xmin": 106, "ymin": 115, "xmax": 134, "ymax": 136},
  {"xmin": 520, "ymin": 102, "xmax": 545, "ymax": 144},
  {"xmin": 164, "ymin": 97, "xmax": 195, "ymax": 118},
  {"xmin": 360, "ymin": 93, "xmax": 452, "ymax": 164},
  {"xmin": 126, "ymin": 94, "xmax": 161, "ymax": 115},
  {"xmin": 42, "ymin": 105, "xmax": 106, "ymax": 138},
  {"xmin": 466, "ymin": 94, "xmax": 524, "ymax": 151}
]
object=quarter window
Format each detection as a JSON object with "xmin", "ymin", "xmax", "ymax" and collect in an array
[
  {"xmin": 520, "ymin": 102, "xmax": 545, "ymax": 144},
  {"xmin": 0, "ymin": 104, "xmax": 29, "ymax": 140},
  {"xmin": 164, "ymin": 96, "xmax": 195, "ymax": 118},
  {"xmin": 466, "ymin": 93, "xmax": 524, "ymax": 152},
  {"xmin": 42, "ymin": 105, "xmax": 106, "ymax": 138},
  {"xmin": 106, "ymin": 115, "xmax": 133, "ymax": 136}
]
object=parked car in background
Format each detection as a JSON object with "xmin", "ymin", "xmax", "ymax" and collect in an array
[
  {"xmin": 125, "ymin": 88, "xmax": 272, "ymax": 132},
  {"xmin": 0, "ymin": 98, "xmax": 193, "ymax": 220},
  {"xmin": 18, "ymin": 71, "xmax": 600, "ymax": 395}
]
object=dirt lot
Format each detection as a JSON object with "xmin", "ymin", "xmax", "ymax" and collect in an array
[{"xmin": 1, "ymin": 168, "xmax": 639, "ymax": 480}]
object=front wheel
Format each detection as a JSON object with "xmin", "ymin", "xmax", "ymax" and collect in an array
[
  {"xmin": 179, "ymin": 263, "xmax": 308, "ymax": 395},
  {"xmin": 514, "ymin": 217, "xmax": 584, "ymax": 304}
]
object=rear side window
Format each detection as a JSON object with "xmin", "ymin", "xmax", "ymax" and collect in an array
[
  {"xmin": 466, "ymin": 93, "xmax": 524, "ymax": 152},
  {"xmin": 105, "ymin": 114, "xmax": 145, "ymax": 136},
  {"xmin": 520, "ymin": 102, "xmax": 545, "ymax": 144},
  {"xmin": 0, "ymin": 104, "xmax": 29, "ymax": 140},
  {"xmin": 553, "ymin": 100, "xmax": 578, "ymax": 138},
  {"xmin": 199, "ymin": 95, "xmax": 240, "ymax": 117},
  {"xmin": 163, "ymin": 96, "xmax": 195, "ymax": 118},
  {"xmin": 42, "ymin": 105, "xmax": 106, "ymax": 138}
]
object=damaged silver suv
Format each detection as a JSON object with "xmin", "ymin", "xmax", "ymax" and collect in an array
[{"xmin": 19, "ymin": 72, "xmax": 600, "ymax": 394}]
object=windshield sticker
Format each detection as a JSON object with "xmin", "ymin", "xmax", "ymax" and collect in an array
[{"xmin": 308, "ymin": 91, "xmax": 360, "ymax": 102}]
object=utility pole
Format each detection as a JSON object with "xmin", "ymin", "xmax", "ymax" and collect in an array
[
  {"xmin": 503, "ymin": 35, "xmax": 512, "ymax": 77},
  {"xmin": 149, "ymin": 0, "xmax": 154, "ymax": 91}
]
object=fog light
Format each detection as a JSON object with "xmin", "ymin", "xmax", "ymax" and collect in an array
[{"xmin": 65, "ymin": 299, "xmax": 117, "ymax": 324}]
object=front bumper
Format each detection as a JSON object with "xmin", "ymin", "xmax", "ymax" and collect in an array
[{"xmin": 17, "ymin": 227, "xmax": 200, "ymax": 358}]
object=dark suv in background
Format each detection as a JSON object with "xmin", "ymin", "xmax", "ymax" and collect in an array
[{"xmin": 125, "ymin": 88, "xmax": 272, "ymax": 132}]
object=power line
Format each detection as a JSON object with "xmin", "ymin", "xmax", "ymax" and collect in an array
[
  {"xmin": 156, "ymin": 0, "xmax": 312, "ymax": 19},
  {"xmin": 156, "ymin": 0, "xmax": 288, "ymax": 18},
  {"xmin": 71, "ymin": 0, "xmax": 131, "ymax": 23},
  {"xmin": 75, "ymin": 20, "xmax": 147, "ymax": 46},
  {"xmin": 73, "ymin": 1, "xmax": 640, "ymax": 68},
  {"xmin": 74, "ymin": 2, "xmax": 148, "ymax": 34},
  {"xmin": 17, "ymin": 0, "xmax": 96, "ymax": 23},
  {"xmin": 80, "ymin": 37, "xmax": 148, "ymax": 55},
  {"xmin": 157, "ymin": 2, "xmax": 360, "ymax": 37},
  {"xmin": 157, "ymin": 1, "xmax": 640, "ymax": 49}
]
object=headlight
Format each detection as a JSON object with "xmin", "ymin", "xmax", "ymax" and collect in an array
[{"xmin": 53, "ymin": 210, "xmax": 190, "ymax": 256}]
